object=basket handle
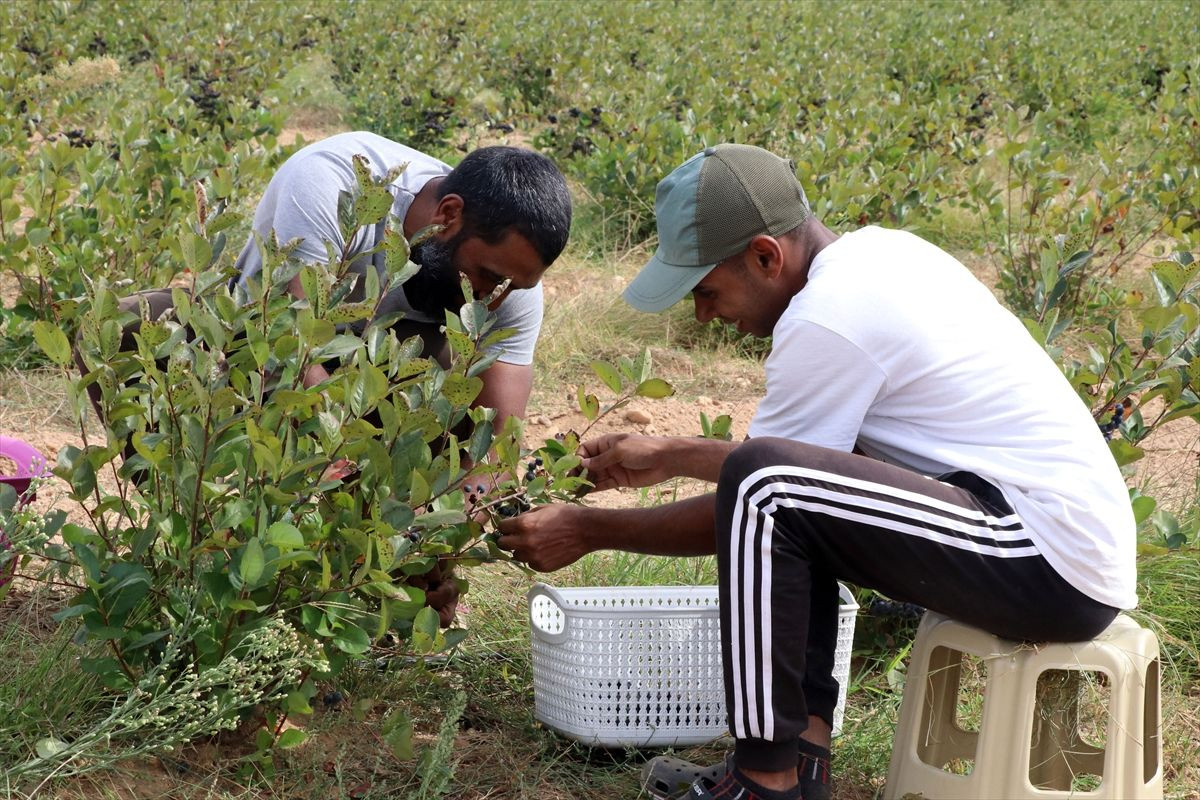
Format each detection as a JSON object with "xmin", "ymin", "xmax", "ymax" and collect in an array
[{"xmin": 527, "ymin": 582, "xmax": 570, "ymax": 644}]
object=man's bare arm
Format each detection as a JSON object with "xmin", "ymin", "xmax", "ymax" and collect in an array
[
  {"xmin": 474, "ymin": 360, "xmax": 533, "ymax": 425},
  {"xmin": 496, "ymin": 494, "xmax": 716, "ymax": 572},
  {"xmin": 580, "ymin": 434, "xmax": 740, "ymax": 489}
]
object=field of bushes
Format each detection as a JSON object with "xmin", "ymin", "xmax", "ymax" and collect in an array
[{"xmin": 1, "ymin": 1, "xmax": 1198, "ymax": 798}]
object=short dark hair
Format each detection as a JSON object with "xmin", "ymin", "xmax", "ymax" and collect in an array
[{"xmin": 438, "ymin": 146, "xmax": 572, "ymax": 266}]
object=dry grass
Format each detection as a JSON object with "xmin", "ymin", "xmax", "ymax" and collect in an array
[{"xmin": 0, "ymin": 367, "xmax": 76, "ymax": 433}]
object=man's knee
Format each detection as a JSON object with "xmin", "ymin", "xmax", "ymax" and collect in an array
[
  {"xmin": 716, "ymin": 438, "xmax": 801, "ymax": 544},
  {"xmin": 718, "ymin": 436, "xmax": 822, "ymax": 490}
]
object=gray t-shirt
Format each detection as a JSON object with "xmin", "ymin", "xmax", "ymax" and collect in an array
[{"xmin": 234, "ymin": 131, "xmax": 544, "ymax": 365}]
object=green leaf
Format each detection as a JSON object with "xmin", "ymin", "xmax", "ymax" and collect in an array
[
  {"xmin": 285, "ymin": 690, "xmax": 313, "ymax": 716},
  {"xmin": 240, "ymin": 538, "xmax": 265, "ymax": 586},
  {"xmin": 72, "ymin": 542, "xmax": 102, "ymax": 584},
  {"xmin": 337, "ymin": 189, "xmax": 356, "ymax": 240},
  {"xmin": 32, "ymin": 321, "xmax": 71, "ymax": 366},
  {"xmin": 709, "ymin": 414, "xmax": 733, "ymax": 439},
  {"xmin": 320, "ymin": 553, "xmax": 332, "ymax": 590},
  {"xmin": 1131, "ymin": 495, "xmax": 1157, "ymax": 526},
  {"xmin": 468, "ymin": 419, "xmax": 494, "ymax": 465},
  {"xmin": 324, "ymin": 302, "xmax": 375, "ymax": 324},
  {"xmin": 277, "ymin": 728, "xmax": 308, "ymax": 749},
  {"xmin": 333, "ymin": 623, "xmax": 371, "ymax": 654},
  {"xmin": 299, "ymin": 267, "xmax": 322, "ymax": 314},
  {"xmin": 1107, "ymin": 438, "xmax": 1144, "ymax": 467},
  {"xmin": 413, "ymin": 606, "xmax": 440, "ymax": 639},
  {"xmin": 125, "ymin": 629, "xmax": 171, "ymax": 652},
  {"xmin": 356, "ymin": 186, "xmax": 393, "ymax": 227},
  {"xmin": 590, "ymin": 361, "xmax": 623, "ymax": 393},
  {"xmin": 384, "ymin": 228, "xmax": 415, "ymax": 282},
  {"xmin": 352, "ymin": 153, "xmax": 375, "ymax": 190},
  {"xmin": 634, "ymin": 348, "xmax": 653, "ymax": 383},
  {"xmin": 412, "ymin": 509, "xmax": 467, "ymax": 530},
  {"xmin": 350, "ymin": 364, "xmax": 388, "ymax": 416},
  {"xmin": 179, "ymin": 229, "xmax": 213, "ymax": 270},
  {"xmin": 1021, "ymin": 317, "xmax": 1047, "ymax": 348},
  {"xmin": 461, "ymin": 301, "xmax": 491, "ymax": 339},
  {"xmin": 1186, "ymin": 357, "xmax": 1200, "ymax": 390},
  {"xmin": 297, "ymin": 315, "xmax": 336, "ymax": 345},
  {"xmin": 410, "ymin": 470, "xmax": 430, "ymax": 507},
  {"xmin": 35, "ymin": 738, "xmax": 68, "ymax": 760},
  {"xmin": 131, "ymin": 432, "xmax": 169, "ymax": 468},
  {"xmin": 382, "ymin": 709, "xmax": 414, "ymax": 759},
  {"xmin": 443, "ymin": 628, "xmax": 469, "ymax": 650},
  {"xmin": 1151, "ymin": 261, "xmax": 1189, "ymax": 300},
  {"xmin": 444, "ymin": 327, "xmax": 474, "ymax": 359},
  {"xmin": 266, "ymin": 522, "xmax": 305, "ymax": 551},
  {"xmin": 442, "ymin": 374, "xmax": 483, "ymax": 407},
  {"xmin": 227, "ymin": 598, "xmax": 259, "ymax": 612},
  {"xmin": 634, "ymin": 378, "xmax": 675, "ymax": 398},
  {"xmin": 577, "ymin": 385, "xmax": 599, "ymax": 421},
  {"xmin": 26, "ymin": 227, "xmax": 51, "ymax": 247},
  {"xmin": 52, "ymin": 603, "xmax": 93, "ymax": 622},
  {"xmin": 1059, "ymin": 250, "xmax": 1092, "ymax": 276}
]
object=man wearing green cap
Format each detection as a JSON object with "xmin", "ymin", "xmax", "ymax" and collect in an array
[{"xmin": 498, "ymin": 144, "xmax": 1134, "ymax": 800}]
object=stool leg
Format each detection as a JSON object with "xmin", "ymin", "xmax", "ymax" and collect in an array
[
  {"xmin": 917, "ymin": 646, "xmax": 980, "ymax": 770},
  {"xmin": 1028, "ymin": 669, "xmax": 1106, "ymax": 790}
]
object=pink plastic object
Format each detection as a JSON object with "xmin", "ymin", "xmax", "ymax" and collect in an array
[
  {"xmin": 1, "ymin": 436, "xmax": 50, "ymax": 587},
  {"xmin": 0, "ymin": 435, "xmax": 50, "ymax": 500}
]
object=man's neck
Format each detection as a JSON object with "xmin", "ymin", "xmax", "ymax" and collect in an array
[
  {"xmin": 403, "ymin": 176, "xmax": 445, "ymax": 237},
  {"xmin": 788, "ymin": 219, "xmax": 839, "ymax": 293}
]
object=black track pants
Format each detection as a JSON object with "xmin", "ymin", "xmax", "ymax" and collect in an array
[{"xmin": 714, "ymin": 437, "xmax": 1119, "ymax": 772}]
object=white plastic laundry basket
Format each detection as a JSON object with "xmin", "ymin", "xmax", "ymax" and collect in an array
[{"xmin": 529, "ymin": 582, "xmax": 858, "ymax": 747}]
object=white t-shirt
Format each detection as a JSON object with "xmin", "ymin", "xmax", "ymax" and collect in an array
[
  {"xmin": 233, "ymin": 131, "xmax": 543, "ymax": 365},
  {"xmin": 748, "ymin": 227, "xmax": 1136, "ymax": 609}
]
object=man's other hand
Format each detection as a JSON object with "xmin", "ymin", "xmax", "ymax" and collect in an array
[
  {"xmin": 302, "ymin": 362, "xmax": 331, "ymax": 389},
  {"xmin": 578, "ymin": 433, "xmax": 674, "ymax": 491},
  {"xmin": 496, "ymin": 505, "xmax": 593, "ymax": 572},
  {"xmin": 405, "ymin": 560, "xmax": 461, "ymax": 628}
]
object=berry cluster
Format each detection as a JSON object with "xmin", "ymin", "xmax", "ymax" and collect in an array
[
  {"xmin": 867, "ymin": 598, "xmax": 926, "ymax": 620},
  {"xmin": 496, "ymin": 497, "xmax": 531, "ymax": 518},
  {"xmin": 492, "ymin": 458, "xmax": 548, "ymax": 519},
  {"xmin": 1099, "ymin": 402, "xmax": 1125, "ymax": 441},
  {"xmin": 524, "ymin": 456, "xmax": 544, "ymax": 481}
]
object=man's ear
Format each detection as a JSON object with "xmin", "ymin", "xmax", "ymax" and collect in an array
[
  {"xmin": 431, "ymin": 193, "xmax": 465, "ymax": 237},
  {"xmin": 747, "ymin": 234, "xmax": 785, "ymax": 279}
]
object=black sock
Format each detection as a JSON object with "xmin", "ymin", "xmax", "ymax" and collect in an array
[
  {"xmin": 796, "ymin": 738, "xmax": 832, "ymax": 800},
  {"xmin": 705, "ymin": 765, "xmax": 800, "ymax": 800}
]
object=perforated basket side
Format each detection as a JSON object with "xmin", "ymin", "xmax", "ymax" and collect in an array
[
  {"xmin": 529, "ymin": 584, "xmax": 727, "ymax": 747},
  {"xmin": 528, "ymin": 583, "xmax": 860, "ymax": 746},
  {"xmin": 832, "ymin": 583, "xmax": 859, "ymax": 735}
]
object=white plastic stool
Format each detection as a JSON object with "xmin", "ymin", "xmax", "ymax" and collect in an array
[{"xmin": 884, "ymin": 612, "xmax": 1162, "ymax": 800}]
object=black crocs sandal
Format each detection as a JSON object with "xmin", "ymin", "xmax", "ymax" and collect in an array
[{"xmin": 640, "ymin": 754, "xmax": 729, "ymax": 800}]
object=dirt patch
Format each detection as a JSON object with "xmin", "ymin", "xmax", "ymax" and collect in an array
[
  {"xmin": 278, "ymin": 121, "xmax": 347, "ymax": 149},
  {"xmin": 456, "ymin": 123, "xmax": 537, "ymax": 152},
  {"xmin": 1, "ymin": 273, "xmax": 22, "ymax": 309}
]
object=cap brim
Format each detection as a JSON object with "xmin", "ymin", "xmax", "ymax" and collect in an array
[{"xmin": 622, "ymin": 251, "xmax": 717, "ymax": 313}]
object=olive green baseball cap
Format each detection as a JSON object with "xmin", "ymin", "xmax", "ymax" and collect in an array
[{"xmin": 624, "ymin": 144, "xmax": 812, "ymax": 312}]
